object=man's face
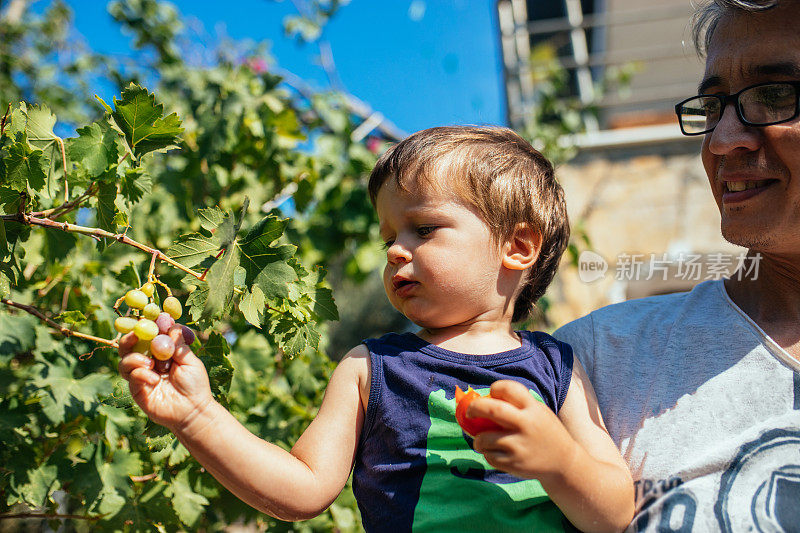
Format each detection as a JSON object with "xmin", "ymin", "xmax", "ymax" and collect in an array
[{"xmin": 700, "ymin": 5, "xmax": 800, "ymax": 253}]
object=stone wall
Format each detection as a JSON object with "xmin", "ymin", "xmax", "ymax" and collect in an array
[{"xmin": 547, "ymin": 139, "xmax": 746, "ymax": 327}]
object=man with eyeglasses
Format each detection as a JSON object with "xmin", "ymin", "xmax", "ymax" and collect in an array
[{"xmin": 554, "ymin": 0, "xmax": 800, "ymax": 530}]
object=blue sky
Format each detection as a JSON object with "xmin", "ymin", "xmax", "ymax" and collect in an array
[{"xmin": 62, "ymin": 0, "xmax": 506, "ymax": 136}]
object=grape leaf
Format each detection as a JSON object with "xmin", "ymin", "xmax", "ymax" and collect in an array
[
  {"xmin": 33, "ymin": 358, "xmax": 113, "ymax": 424},
  {"xmin": 3, "ymin": 141, "xmax": 47, "ymax": 192},
  {"xmin": 67, "ymin": 122, "xmax": 118, "ymax": 177},
  {"xmin": 0, "ymin": 271, "xmax": 9, "ymax": 298},
  {"xmin": 198, "ymin": 331, "xmax": 233, "ymax": 401},
  {"xmin": 54, "ymin": 310, "xmax": 87, "ymax": 326},
  {"xmin": 111, "ymin": 83, "xmax": 183, "ymax": 160},
  {"xmin": 296, "ymin": 266, "xmax": 338, "ymax": 321},
  {"xmin": 43, "ymin": 226, "xmax": 78, "ymax": 262},
  {"xmin": 197, "ymin": 205, "xmax": 226, "ymax": 233},
  {"xmin": 12, "ymin": 463, "xmax": 60, "ymax": 507},
  {"xmin": 119, "ymin": 167, "xmax": 152, "ymax": 203},
  {"xmin": 0, "ymin": 186, "xmax": 23, "ymax": 213},
  {"xmin": 98, "ymin": 404, "xmax": 136, "ymax": 450},
  {"xmin": 238, "ymin": 216, "xmax": 297, "ymax": 299},
  {"xmin": 165, "ymin": 470, "xmax": 209, "ymax": 528},
  {"xmin": 239, "ymin": 285, "xmax": 265, "ymax": 327},
  {"xmin": 23, "ymin": 104, "xmax": 62, "ymax": 193},
  {"xmin": 270, "ymin": 316, "xmax": 320, "ymax": 356},
  {"xmin": 0, "ymin": 217, "xmax": 7, "ymax": 258},
  {"xmin": 23, "ymin": 104, "xmax": 58, "ymax": 150},
  {"xmin": 6, "ymin": 104, "xmax": 26, "ymax": 138},
  {"xmin": 96, "ymin": 180, "xmax": 118, "ymax": 234},
  {"xmin": 184, "ymin": 279, "xmax": 210, "ymax": 325},
  {"xmin": 202, "ymin": 243, "xmax": 240, "ymax": 320},
  {"xmin": 167, "ymin": 232, "xmax": 218, "ymax": 268}
]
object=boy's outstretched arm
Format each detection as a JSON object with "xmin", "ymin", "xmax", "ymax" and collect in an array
[
  {"xmin": 467, "ymin": 361, "xmax": 635, "ymax": 533},
  {"xmin": 118, "ymin": 330, "xmax": 369, "ymax": 522}
]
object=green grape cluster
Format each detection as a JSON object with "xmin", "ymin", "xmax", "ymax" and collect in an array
[{"xmin": 113, "ymin": 282, "xmax": 193, "ymax": 373}]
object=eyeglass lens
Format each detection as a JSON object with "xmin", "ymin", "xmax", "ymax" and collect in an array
[{"xmin": 678, "ymin": 83, "xmax": 798, "ymax": 134}]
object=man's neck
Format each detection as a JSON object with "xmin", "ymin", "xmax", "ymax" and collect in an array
[{"xmin": 725, "ymin": 251, "xmax": 800, "ymax": 355}]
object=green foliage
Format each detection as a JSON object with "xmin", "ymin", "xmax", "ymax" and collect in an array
[
  {"xmin": 0, "ymin": 0, "xmax": 379, "ymax": 529},
  {"xmin": 521, "ymin": 43, "xmax": 639, "ymax": 166}
]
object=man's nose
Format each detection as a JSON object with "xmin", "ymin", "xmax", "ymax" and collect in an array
[{"xmin": 707, "ymin": 103, "xmax": 761, "ymax": 155}]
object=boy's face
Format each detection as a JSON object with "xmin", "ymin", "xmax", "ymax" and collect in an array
[{"xmin": 376, "ymin": 180, "xmax": 517, "ymax": 330}]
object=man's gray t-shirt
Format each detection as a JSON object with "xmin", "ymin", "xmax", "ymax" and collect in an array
[{"xmin": 554, "ymin": 280, "xmax": 800, "ymax": 532}]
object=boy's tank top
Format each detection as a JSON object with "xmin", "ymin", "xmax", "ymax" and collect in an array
[{"xmin": 352, "ymin": 330, "xmax": 576, "ymax": 532}]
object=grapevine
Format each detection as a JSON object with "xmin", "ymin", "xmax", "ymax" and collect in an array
[{"xmin": 0, "ymin": 82, "xmax": 344, "ymax": 530}]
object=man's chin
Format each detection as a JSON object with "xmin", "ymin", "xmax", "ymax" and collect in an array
[{"xmin": 720, "ymin": 226, "xmax": 774, "ymax": 252}]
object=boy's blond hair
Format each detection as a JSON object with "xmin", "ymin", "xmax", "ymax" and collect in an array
[{"xmin": 368, "ymin": 126, "xmax": 569, "ymax": 323}]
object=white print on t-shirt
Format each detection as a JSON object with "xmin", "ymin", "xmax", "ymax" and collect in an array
[{"xmin": 630, "ymin": 428, "xmax": 800, "ymax": 532}]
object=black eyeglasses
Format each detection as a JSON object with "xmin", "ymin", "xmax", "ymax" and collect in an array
[{"xmin": 675, "ymin": 81, "xmax": 800, "ymax": 135}]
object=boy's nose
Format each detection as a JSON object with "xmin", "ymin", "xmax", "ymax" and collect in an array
[{"xmin": 386, "ymin": 242, "xmax": 412, "ymax": 264}]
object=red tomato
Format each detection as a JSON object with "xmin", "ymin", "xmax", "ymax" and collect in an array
[{"xmin": 454, "ymin": 385, "xmax": 504, "ymax": 436}]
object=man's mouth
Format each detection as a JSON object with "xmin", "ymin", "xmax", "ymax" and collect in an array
[
  {"xmin": 722, "ymin": 179, "xmax": 778, "ymax": 202},
  {"xmin": 725, "ymin": 179, "xmax": 776, "ymax": 192}
]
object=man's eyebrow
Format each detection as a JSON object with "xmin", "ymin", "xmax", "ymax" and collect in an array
[
  {"xmin": 698, "ymin": 75, "xmax": 722, "ymax": 94},
  {"xmin": 752, "ymin": 62, "xmax": 800, "ymax": 79},
  {"xmin": 698, "ymin": 62, "xmax": 800, "ymax": 94}
]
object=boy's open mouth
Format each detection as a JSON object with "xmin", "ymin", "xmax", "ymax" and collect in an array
[{"xmin": 392, "ymin": 277, "xmax": 418, "ymax": 295}]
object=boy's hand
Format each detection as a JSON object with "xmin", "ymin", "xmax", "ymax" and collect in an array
[
  {"xmin": 118, "ymin": 326, "xmax": 215, "ymax": 433},
  {"xmin": 467, "ymin": 380, "xmax": 578, "ymax": 481}
]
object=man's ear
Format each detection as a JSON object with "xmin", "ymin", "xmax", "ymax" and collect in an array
[{"xmin": 502, "ymin": 224, "xmax": 541, "ymax": 271}]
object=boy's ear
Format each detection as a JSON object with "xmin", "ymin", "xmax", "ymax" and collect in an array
[{"xmin": 502, "ymin": 224, "xmax": 541, "ymax": 271}]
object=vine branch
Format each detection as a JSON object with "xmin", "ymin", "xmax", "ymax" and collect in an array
[
  {"xmin": 31, "ymin": 182, "xmax": 98, "ymax": 219},
  {"xmin": 0, "ymin": 512, "xmax": 103, "ymax": 522},
  {"xmin": 1, "ymin": 213, "xmax": 204, "ymax": 280},
  {"xmin": 0, "ymin": 298, "xmax": 118, "ymax": 347}
]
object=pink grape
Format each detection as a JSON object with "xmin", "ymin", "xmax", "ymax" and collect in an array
[
  {"xmin": 181, "ymin": 325, "xmax": 195, "ymax": 345},
  {"xmin": 154, "ymin": 358, "xmax": 172, "ymax": 374},
  {"xmin": 155, "ymin": 312, "xmax": 175, "ymax": 334},
  {"xmin": 150, "ymin": 334, "xmax": 176, "ymax": 361}
]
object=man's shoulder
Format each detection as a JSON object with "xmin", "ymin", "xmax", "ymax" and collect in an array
[{"xmin": 555, "ymin": 279, "xmax": 724, "ymax": 339}]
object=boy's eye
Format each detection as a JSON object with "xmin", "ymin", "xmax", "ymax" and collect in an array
[
  {"xmin": 416, "ymin": 226, "xmax": 436, "ymax": 237},
  {"xmin": 381, "ymin": 239, "xmax": 394, "ymax": 250}
]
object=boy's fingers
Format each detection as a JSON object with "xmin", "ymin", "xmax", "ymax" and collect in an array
[
  {"xmin": 118, "ymin": 332, "xmax": 139, "ymax": 356},
  {"xmin": 129, "ymin": 366, "xmax": 160, "ymax": 387},
  {"xmin": 172, "ymin": 343, "xmax": 195, "ymax": 364},
  {"xmin": 467, "ymin": 397, "xmax": 520, "ymax": 428},
  {"xmin": 166, "ymin": 325, "xmax": 198, "ymax": 365},
  {"xmin": 489, "ymin": 380, "xmax": 533, "ymax": 409},
  {"xmin": 166, "ymin": 325, "xmax": 186, "ymax": 347},
  {"xmin": 118, "ymin": 353, "xmax": 154, "ymax": 380}
]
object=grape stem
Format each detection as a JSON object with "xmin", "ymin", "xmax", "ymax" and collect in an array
[
  {"xmin": 1, "ymin": 212, "xmax": 204, "ymax": 281},
  {"xmin": 130, "ymin": 471, "xmax": 159, "ymax": 483},
  {"xmin": 147, "ymin": 249, "xmax": 159, "ymax": 280},
  {"xmin": 0, "ymin": 298, "xmax": 118, "ymax": 348}
]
